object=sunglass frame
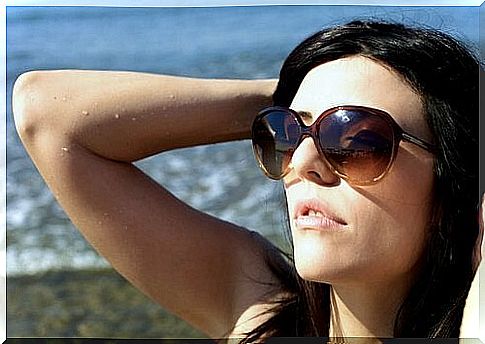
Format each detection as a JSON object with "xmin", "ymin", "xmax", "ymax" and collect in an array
[{"xmin": 251, "ymin": 105, "xmax": 435, "ymax": 185}]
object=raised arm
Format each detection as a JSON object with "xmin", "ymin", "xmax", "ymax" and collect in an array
[{"xmin": 12, "ymin": 70, "xmax": 282, "ymax": 338}]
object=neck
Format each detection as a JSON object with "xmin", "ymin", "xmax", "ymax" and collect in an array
[{"xmin": 328, "ymin": 278, "xmax": 411, "ymax": 340}]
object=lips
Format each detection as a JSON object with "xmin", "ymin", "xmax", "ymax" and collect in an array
[{"xmin": 293, "ymin": 198, "xmax": 347, "ymax": 230}]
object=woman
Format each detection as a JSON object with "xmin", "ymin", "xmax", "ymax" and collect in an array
[{"xmin": 12, "ymin": 20, "xmax": 482, "ymax": 340}]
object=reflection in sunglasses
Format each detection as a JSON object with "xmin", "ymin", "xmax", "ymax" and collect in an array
[{"xmin": 252, "ymin": 105, "xmax": 433, "ymax": 184}]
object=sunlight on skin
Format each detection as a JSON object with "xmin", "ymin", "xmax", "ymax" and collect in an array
[
  {"xmin": 459, "ymin": 195, "xmax": 484, "ymax": 340},
  {"xmin": 283, "ymin": 56, "xmax": 435, "ymax": 337}
]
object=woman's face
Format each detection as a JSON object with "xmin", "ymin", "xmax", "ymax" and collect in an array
[{"xmin": 284, "ymin": 56, "xmax": 435, "ymax": 287}]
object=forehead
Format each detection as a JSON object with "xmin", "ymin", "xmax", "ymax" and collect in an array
[{"xmin": 290, "ymin": 56, "xmax": 429, "ymax": 139}]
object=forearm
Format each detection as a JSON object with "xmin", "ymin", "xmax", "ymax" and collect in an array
[
  {"xmin": 13, "ymin": 70, "xmax": 276, "ymax": 162},
  {"xmin": 12, "ymin": 70, "xmax": 281, "ymax": 335}
]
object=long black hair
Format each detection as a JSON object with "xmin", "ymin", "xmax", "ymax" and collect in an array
[{"xmin": 241, "ymin": 20, "xmax": 480, "ymax": 341}]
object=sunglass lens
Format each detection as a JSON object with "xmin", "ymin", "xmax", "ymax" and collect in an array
[
  {"xmin": 318, "ymin": 110, "xmax": 394, "ymax": 184},
  {"xmin": 252, "ymin": 110, "xmax": 300, "ymax": 179}
]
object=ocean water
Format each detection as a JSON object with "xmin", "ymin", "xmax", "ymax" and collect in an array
[{"xmin": 6, "ymin": 5, "xmax": 480, "ymax": 275}]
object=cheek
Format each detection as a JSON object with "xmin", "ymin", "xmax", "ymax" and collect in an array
[
  {"xmin": 350, "ymin": 149, "xmax": 434, "ymax": 281},
  {"xmin": 286, "ymin": 148, "xmax": 434, "ymax": 284},
  {"xmin": 369, "ymin": 147, "xmax": 434, "ymax": 243}
]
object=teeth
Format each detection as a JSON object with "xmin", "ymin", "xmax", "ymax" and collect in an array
[{"xmin": 308, "ymin": 210, "xmax": 323, "ymax": 217}]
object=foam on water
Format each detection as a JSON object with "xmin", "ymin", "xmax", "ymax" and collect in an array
[{"xmin": 6, "ymin": 6, "xmax": 480, "ymax": 275}]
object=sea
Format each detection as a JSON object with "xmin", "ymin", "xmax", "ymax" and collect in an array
[{"xmin": 6, "ymin": 5, "xmax": 481, "ymax": 275}]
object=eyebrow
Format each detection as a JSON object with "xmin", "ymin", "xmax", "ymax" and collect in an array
[{"xmin": 296, "ymin": 110, "xmax": 313, "ymax": 120}]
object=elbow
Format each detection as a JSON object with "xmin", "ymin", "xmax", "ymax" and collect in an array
[{"xmin": 13, "ymin": 71, "xmax": 50, "ymax": 142}]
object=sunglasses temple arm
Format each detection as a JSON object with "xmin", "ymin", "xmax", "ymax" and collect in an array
[{"xmin": 402, "ymin": 132, "xmax": 435, "ymax": 153}]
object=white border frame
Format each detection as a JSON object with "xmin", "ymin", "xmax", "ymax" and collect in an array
[{"xmin": 2, "ymin": 2, "xmax": 483, "ymax": 343}]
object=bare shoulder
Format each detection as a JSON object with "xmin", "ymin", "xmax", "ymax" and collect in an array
[
  {"xmin": 227, "ymin": 231, "xmax": 293, "ymax": 338},
  {"xmin": 12, "ymin": 69, "xmax": 287, "ymax": 338}
]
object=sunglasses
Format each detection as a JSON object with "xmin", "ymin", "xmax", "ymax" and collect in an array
[{"xmin": 251, "ymin": 105, "xmax": 434, "ymax": 185}]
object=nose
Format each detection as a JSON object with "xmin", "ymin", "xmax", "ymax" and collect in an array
[{"xmin": 289, "ymin": 137, "xmax": 340, "ymax": 186}]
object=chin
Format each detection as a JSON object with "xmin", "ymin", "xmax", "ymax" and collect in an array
[
  {"xmin": 293, "ymin": 245, "xmax": 395, "ymax": 285},
  {"xmin": 295, "ymin": 263, "xmax": 350, "ymax": 285},
  {"xmin": 293, "ymin": 248, "xmax": 353, "ymax": 284}
]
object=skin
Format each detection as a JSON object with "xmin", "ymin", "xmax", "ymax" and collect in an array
[
  {"xmin": 12, "ymin": 72, "xmax": 281, "ymax": 338},
  {"xmin": 460, "ymin": 195, "xmax": 484, "ymax": 339},
  {"xmin": 283, "ymin": 56, "xmax": 435, "ymax": 337},
  {"xmin": 12, "ymin": 59, "xmax": 480, "ymax": 339}
]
